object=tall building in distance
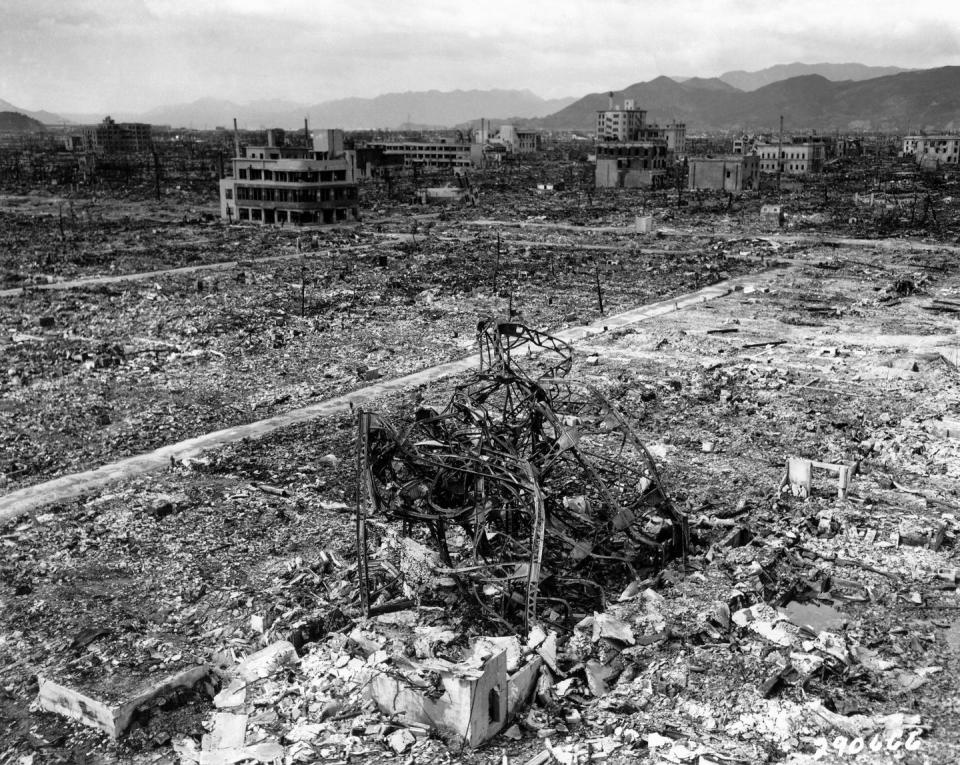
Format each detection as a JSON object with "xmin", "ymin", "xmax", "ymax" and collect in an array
[
  {"xmin": 593, "ymin": 98, "xmax": 685, "ymax": 188},
  {"xmin": 219, "ymin": 128, "xmax": 359, "ymax": 225},
  {"xmin": 497, "ymin": 125, "xmax": 542, "ymax": 155},
  {"xmin": 82, "ymin": 116, "xmax": 153, "ymax": 154}
]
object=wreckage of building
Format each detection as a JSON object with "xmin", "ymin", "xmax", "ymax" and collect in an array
[
  {"xmin": 902, "ymin": 133, "xmax": 960, "ymax": 165},
  {"xmin": 360, "ymin": 139, "xmax": 484, "ymax": 172},
  {"xmin": 218, "ymin": 127, "xmax": 359, "ymax": 225},
  {"xmin": 355, "ymin": 320, "xmax": 687, "ymax": 634},
  {"xmin": 80, "ymin": 116, "xmax": 153, "ymax": 155}
]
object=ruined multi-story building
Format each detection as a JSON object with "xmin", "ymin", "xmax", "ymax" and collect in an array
[
  {"xmin": 497, "ymin": 125, "xmax": 542, "ymax": 154},
  {"xmin": 902, "ymin": 134, "xmax": 960, "ymax": 165},
  {"xmin": 595, "ymin": 142, "xmax": 669, "ymax": 188},
  {"xmin": 219, "ymin": 128, "xmax": 359, "ymax": 225},
  {"xmin": 82, "ymin": 116, "xmax": 152, "ymax": 154},
  {"xmin": 755, "ymin": 140, "xmax": 825, "ymax": 175},
  {"xmin": 361, "ymin": 140, "xmax": 483, "ymax": 171},
  {"xmin": 593, "ymin": 99, "xmax": 682, "ymax": 188}
]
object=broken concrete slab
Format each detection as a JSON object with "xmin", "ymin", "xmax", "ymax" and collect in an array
[
  {"xmin": 781, "ymin": 602, "xmax": 847, "ymax": 634},
  {"xmin": 369, "ymin": 650, "xmax": 508, "ymax": 747},
  {"xmin": 204, "ymin": 712, "xmax": 248, "ymax": 750},
  {"xmin": 233, "ymin": 641, "xmax": 298, "ymax": 682},
  {"xmin": 37, "ymin": 664, "xmax": 210, "ymax": 738},
  {"xmin": 508, "ymin": 656, "xmax": 543, "ymax": 719}
]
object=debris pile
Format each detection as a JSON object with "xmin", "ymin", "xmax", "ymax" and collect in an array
[{"xmin": 357, "ymin": 320, "xmax": 687, "ymax": 632}]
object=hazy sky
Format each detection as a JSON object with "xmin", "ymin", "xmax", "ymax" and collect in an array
[{"xmin": 1, "ymin": 0, "xmax": 958, "ymax": 114}]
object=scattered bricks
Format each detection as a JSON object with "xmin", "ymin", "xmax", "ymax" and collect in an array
[{"xmin": 37, "ymin": 664, "xmax": 210, "ymax": 738}]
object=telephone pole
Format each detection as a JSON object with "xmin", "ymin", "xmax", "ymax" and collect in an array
[{"xmin": 776, "ymin": 114, "xmax": 783, "ymax": 197}]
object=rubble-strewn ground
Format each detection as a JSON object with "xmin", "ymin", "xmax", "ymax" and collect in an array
[
  {"xmin": 2, "ymin": 153, "xmax": 960, "ymax": 764},
  {"xmin": 1, "ymin": 223, "xmax": 761, "ymax": 491}
]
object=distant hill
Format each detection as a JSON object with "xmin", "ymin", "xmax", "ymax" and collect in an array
[
  {"xmin": 0, "ymin": 111, "xmax": 46, "ymax": 133},
  {"xmin": 97, "ymin": 90, "xmax": 577, "ymax": 130},
  {"xmin": 534, "ymin": 67, "xmax": 960, "ymax": 133},
  {"xmin": 679, "ymin": 77, "xmax": 740, "ymax": 92},
  {"xmin": 300, "ymin": 89, "xmax": 575, "ymax": 131},
  {"xmin": 8, "ymin": 62, "xmax": 952, "ymax": 133},
  {"xmin": 532, "ymin": 77, "xmax": 742, "ymax": 131},
  {"xmin": 0, "ymin": 98, "xmax": 67, "ymax": 125},
  {"xmin": 718, "ymin": 62, "xmax": 912, "ymax": 92}
]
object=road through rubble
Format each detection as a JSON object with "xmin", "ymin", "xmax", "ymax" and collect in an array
[
  {"xmin": 0, "ymin": 252, "xmax": 306, "ymax": 299},
  {"xmin": 0, "ymin": 277, "xmax": 744, "ymax": 523}
]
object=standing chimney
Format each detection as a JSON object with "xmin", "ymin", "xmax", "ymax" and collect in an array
[
  {"xmin": 608, "ymin": 92, "xmax": 614, "ymax": 110},
  {"xmin": 233, "ymin": 117, "xmax": 240, "ymax": 158},
  {"xmin": 304, "ymin": 118, "xmax": 310, "ymax": 149}
]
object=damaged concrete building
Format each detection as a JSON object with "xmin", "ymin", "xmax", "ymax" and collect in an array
[
  {"xmin": 81, "ymin": 116, "xmax": 152, "ymax": 155},
  {"xmin": 687, "ymin": 154, "xmax": 760, "ymax": 192},
  {"xmin": 360, "ymin": 139, "xmax": 483, "ymax": 172},
  {"xmin": 902, "ymin": 134, "xmax": 960, "ymax": 166},
  {"xmin": 497, "ymin": 124, "xmax": 542, "ymax": 155},
  {"xmin": 755, "ymin": 138, "xmax": 826, "ymax": 175},
  {"xmin": 219, "ymin": 128, "xmax": 359, "ymax": 225},
  {"xmin": 593, "ymin": 98, "xmax": 685, "ymax": 188}
]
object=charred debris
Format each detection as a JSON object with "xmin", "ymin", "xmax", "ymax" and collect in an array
[{"xmin": 355, "ymin": 319, "xmax": 687, "ymax": 634}]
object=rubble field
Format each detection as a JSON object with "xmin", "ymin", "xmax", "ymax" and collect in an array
[
  {"xmin": 2, "ymin": 225, "xmax": 960, "ymax": 764},
  {"xmin": 1, "ymin": 220, "xmax": 761, "ymax": 492}
]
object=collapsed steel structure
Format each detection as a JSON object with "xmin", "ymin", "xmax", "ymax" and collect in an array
[{"xmin": 355, "ymin": 320, "xmax": 687, "ymax": 631}]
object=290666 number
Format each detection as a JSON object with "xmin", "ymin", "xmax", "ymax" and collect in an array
[{"xmin": 813, "ymin": 730, "xmax": 922, "ymax": 758}]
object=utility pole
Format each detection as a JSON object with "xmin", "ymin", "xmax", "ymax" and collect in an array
[
  {"xmin": 492, "ymin": 229, "xmax": 501, "ymax": 293},
  {"xmin": 594, "ymin": 258, "xmax": 605, "ymax": 315},
  {"xmin": 152, "ymin": 149, "xmax": 161, "ymax": 202},
  {"xmin": 776, "ymin": 114, "xmax": 784, "ymax": 197},
  {"xmin": 299, "ymin": 239, "xmax": 306, "ymax": 317}
]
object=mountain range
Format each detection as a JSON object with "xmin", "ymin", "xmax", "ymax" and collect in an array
[
  {"xmin": 0, "ymin": 111, "xmax": 46, "ymax": 133},
  {"xmin": 0, "ymin": 98, "xmax": 67, "ymax": 126},
  {"xmin": 1, "ymin": 63, "xmax": 957, "ymax": 133},
  {"xmin": 57, "ymin": 90, "xmax": 576, "ymax": 131},
  {"xmin": 716, "ymin": 62, "xmax": 911, "ymax": 91},
  {"xmin": 533, "ymin": 66, "xmax": 960, "ymax": 132}
]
